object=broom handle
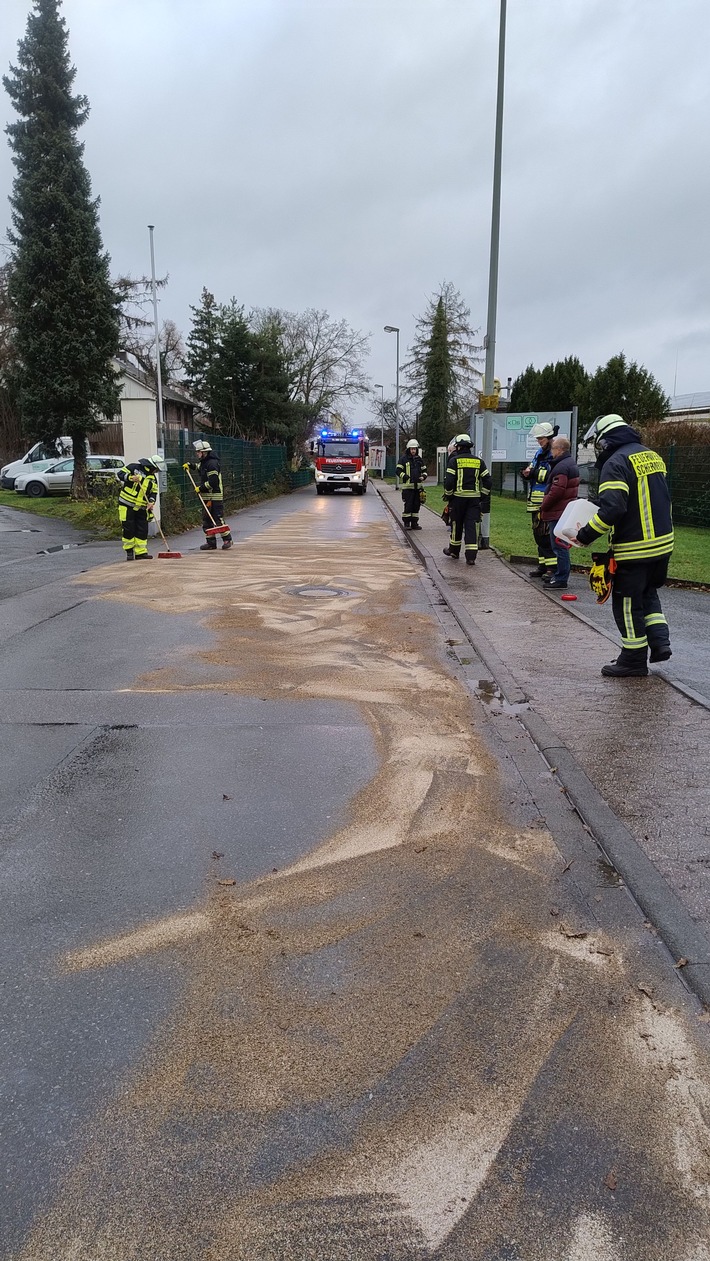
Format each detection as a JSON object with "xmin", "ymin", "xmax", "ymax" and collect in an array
[
  {"xmin": 184, "ymin": 466, "xmax": 219, "ymax": 528},
  {"xmin": 157, "ymin": 521, "xmax": 173, "ymax": 552}
]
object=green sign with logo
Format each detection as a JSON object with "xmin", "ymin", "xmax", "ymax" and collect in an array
[{"xmin": 507, "ymin": 414, "xmax": 540, "ymax": 430}]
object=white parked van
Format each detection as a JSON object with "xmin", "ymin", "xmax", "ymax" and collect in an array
[{"xmin": 1, "ymin": 437, "xmax": 89, "ymax": 490}]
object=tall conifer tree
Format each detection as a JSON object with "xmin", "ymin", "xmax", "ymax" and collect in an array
[
  {"xmin": 4, "ymin": 0, "xmax": 120, "ymax": 491},
  {"xmin": 417, "ymin": 298, "xmax": 453, "ymax": 455}
]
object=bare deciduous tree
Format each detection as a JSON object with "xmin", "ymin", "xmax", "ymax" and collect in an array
[{"xmin": 252, "ymin": 307, "xmax": 371, "ymax": 424}]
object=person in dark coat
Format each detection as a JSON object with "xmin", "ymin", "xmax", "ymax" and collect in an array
[{"xmin": 539, "ymin": 436, "xmax": 580, "ymax": 589}]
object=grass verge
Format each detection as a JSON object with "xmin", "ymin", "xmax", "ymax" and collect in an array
[
  {"xmin": 421, "ymin": 485, "xmax": 710, "ymax": 586},
  {"xmin": 0, "ymin": 473, "xmax": 299, "ymax": 543}
]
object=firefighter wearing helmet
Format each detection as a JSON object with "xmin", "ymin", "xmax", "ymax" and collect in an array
[
  {"xmin": 115, "ymin": 456, "xmax": 160, "ymax": 560},
  {"xmin": 575, "ymin": 414, "xmax": 673, "ymax": 677},
  {"xmin": 187, "ymin": 440, "xmax": 233, "ymax": 551},
  {"xmin": 521, "ymin": 421, "xmax": 557, "ymax": 577},
  {"xmin": 442, "ymin": 433, "xmax": 491, "ymax": 565},
  {"xmin": 396, "ymin": 438, "xmax": 427, "ymax": 528}
]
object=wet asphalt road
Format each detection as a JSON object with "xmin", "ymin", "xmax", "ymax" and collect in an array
[
  {"xmin": 3, "ymin": 490, "xmax": 710, "ymax": 1260},
  {"xmin": 0, "ymin": 493, "xmax": 377, "ymax": 1253}
]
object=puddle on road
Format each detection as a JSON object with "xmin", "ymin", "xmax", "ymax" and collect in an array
[
  {"xmin": 475, "ymin": 677, "xmax": 530, "ymax": 716},
  {"xmin": 597, "ymin": 858, "xmax": 624, "ymax": 887}
]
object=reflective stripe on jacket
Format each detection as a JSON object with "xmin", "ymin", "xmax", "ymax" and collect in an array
[
  {"xmin": 443, "ymin": 454, "xmax": 492, "ymax": 505},
  {"xmin": 117, "ymin": 464, "xmax": 158, "ymax": 510},
  {"xmin": 197, "ymin": 455, "xmax": 224, "ymax": 502},
  {"xmin": 522, "ymin": 446, "xmax": 553, "ymax": 513},
  {"xmin": 396, "ymin": 455, "xmax": 426, "ymax": 486},
  {"xmin": 577, "ymin": 440, "xmax": 673, "ymax": 561}
]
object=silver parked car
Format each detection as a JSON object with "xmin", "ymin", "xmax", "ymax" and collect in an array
[{"xmin": 14, "ymin": 455, "xmax": 125, "ymax": 497}]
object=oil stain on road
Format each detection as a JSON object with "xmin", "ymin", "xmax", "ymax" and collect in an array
[{"xmin": 14, "ymin": 503, "xmax": 710, "ymax": 1261}]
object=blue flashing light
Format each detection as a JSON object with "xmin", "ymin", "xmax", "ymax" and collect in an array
[{"xmin": 352, "ymin": 430, "xmax": 359, "ymax": 436}]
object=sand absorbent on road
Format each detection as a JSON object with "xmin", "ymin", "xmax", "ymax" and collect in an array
[{"xmin": 15, "ymin": 505, "xmax": 710, "ymax": 1261}]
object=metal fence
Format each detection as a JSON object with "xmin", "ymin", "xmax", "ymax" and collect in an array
[
  {"xmin": 660, "ymin": 445, "xmax": 710, "ymax": 528},
  {"xmin": 490, "ymin": 447, "xmax": 710, "ymax": 530},
  {"xmin": 163, "ymin": 430, "xmax": 289, "ymax": 508}
]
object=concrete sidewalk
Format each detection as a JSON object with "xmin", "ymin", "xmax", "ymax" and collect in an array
[{"xmin": 378, "ymin": 484, "xmax": 710, "ymax": 994}]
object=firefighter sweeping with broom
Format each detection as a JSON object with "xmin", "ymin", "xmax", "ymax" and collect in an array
[
  {"xmin": 183, "ymin": 440, "xmax": 233, "ymax": 551},
  {"xmin": 116, "ymin": 457, "xmax": 160, "ymax": 560}
]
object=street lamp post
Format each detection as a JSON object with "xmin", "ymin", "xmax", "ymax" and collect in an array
[
  {"xmin": 148, "ymin": 225, "xmax": 165, "ymax": 454},
  {"xmin": 479, "ymin": 0, "xmax": 507, "ymax": 549},
  {"xmin": 374, "ymin": 383, "xmax": 385, "ymax": 477},
  {"xmin": 384, "ymin": 326, "xmax": 400, "ymax": 471}
]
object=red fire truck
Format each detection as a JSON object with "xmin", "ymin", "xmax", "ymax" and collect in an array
[{"xmin": 312, "ymin": 429, "xmax": 370, "ymax": 495}]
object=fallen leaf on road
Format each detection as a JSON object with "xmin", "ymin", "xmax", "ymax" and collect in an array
[
  {"xmin": 604, "ymin": 1170, "xmax": 618, "ymax": 1191},
  {"xmin": 222, "ymin": 794, "xmax": 232, "ymax": 801},
  {"xmin": 550, "ymin": 906, "xmax": 560, "ymax": 917},
  {"xmin": 217, "ymin": 878, "xmax": 236, "ymax": 886},
  {"xmin": 414, "ymin": 845, "xmax": 428, "ymax": 854},
  {"xmin": 561, "ymin": 859, "xmax": 573, "ymax": 873},
  {"xmin": 212, "ymin": 851, "xmax": 224, "ymax": 860},
  {"xmin": 560, "ymin": 924, "xmax": 588, "ymax": 939},
  {"xmin": 674, "ymin": 957, "xmax": 689, "ymax": 969},
  {"xmin": 413, "ymin": 931, "xmax": 426, "ymax": 938}
]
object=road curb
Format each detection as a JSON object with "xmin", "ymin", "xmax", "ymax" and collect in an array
[{"xmin": 375, "ymin": 483, "xmax": 710, "ymax": 1006}]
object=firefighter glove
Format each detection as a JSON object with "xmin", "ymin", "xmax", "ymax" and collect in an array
[{"xmin": 589, "ymin": 552, "xmax": 615, "ymax": 604}]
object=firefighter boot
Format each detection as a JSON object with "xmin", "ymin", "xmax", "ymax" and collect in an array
[
  {"xmin": 443, "ymin": 547, "xmax": 460, "ymax": 560},
  {"xmin": 125, "ymin": 550, "xmax": 134, "ymax": 561},
  {"xmin": 135, "ymin": 552, "xmax": 154, "ymax": 560},
  {"xmin": 200, "ymin": 541, "xmax": 217, "ymax": 551},
  {"xmin": 528, "ymin": 565, "xmax": 546, "ymax": 578},
  {"xmin": 601, "ymin": 652, "xmax": 648, "ymax": 678},
  {"xmin": 649, "ymin": 646, "xmax": 672, "ymax": 663},
  {"xmin": 221, "ymin": 539, "xmax": 233, "ymax": 550}
]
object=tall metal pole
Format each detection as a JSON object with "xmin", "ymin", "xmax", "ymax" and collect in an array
[
  {"xmin": 480, "ymin": 0, "xmax": 507, "ymax": 548},
  {"xmin": 384, "ymin": 325, "xmax": 401, "ymax": 475},
  {"xmin": 374, "ymin": 384, "xmax": 385, "ymax": 476},
  {"xmin": 394, "ymin": 328, "xmax": 400, "ymax": 470},
  {"xmin": 148, "ymin": 225, "xmax": 165, "ymax": 453}
]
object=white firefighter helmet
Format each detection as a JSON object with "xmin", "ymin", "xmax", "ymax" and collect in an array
[
  {"xmin": 530, "ymin": 422, "xmax": 554, "ymax": 439},
  {"xmin": 406, "ymin": 438, "xmax": 419, "ymax": 450},
  {"xmin": 588, "ymin": 413, "xmax": 627, "ymax": 455},
  {"xmin": 454, "ymin": 432, "xmax": 473, "ymax": 448},
  {"xmin": 193, "ymin": 439, "xmax": 212, "ymax": 454}
]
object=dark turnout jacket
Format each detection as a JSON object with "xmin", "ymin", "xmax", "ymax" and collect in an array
[
  {"xmin": 196, "ymin": 454, "xmax": 225, "ymax": 502},
  {"xmin": 576, "ymin": 424, "xmax": 673, "ymax": 562},
  {"xmin": 540, "ymin": 451, "xmax": 580, "ymax": 522},
  {"xmin": 443, "ymin": 453, "xmax": 492, "ymax": 509}
]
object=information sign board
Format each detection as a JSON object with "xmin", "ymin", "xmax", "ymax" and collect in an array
[{"xmin": 470, "ymin": 411, "xmax": 574, "ymax": 464}]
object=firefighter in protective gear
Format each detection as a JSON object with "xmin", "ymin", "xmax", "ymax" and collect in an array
[
  {"xmin": 396, "ymin": 439, "xmax": 427, "ymax": 529},
  {"xmin": 116, "ymin": 457, "xmax": 159, "ymax": 560},
  {"xmin": 442, "ymin": 434, "xmax": 491, "ymax": 565},
  {"xmin": 521, "ymin": 422, "xmax": 556, "ymax": 577},
  {"xmin": 187, "ymin": 440, "xmax": 233, "ymax": 551},
  {"xmin": 576, "ymin": 414, "xmax": 673, "ymax": 677}
]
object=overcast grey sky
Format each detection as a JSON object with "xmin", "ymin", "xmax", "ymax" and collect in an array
[{"xmin": 2, "ymin": 0, "xmax": 709, "ymax": 414}]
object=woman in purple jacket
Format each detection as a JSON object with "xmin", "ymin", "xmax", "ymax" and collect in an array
[{"xmin": 540, "ymin": 436, "xmax": 580, "ymax": 589}]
